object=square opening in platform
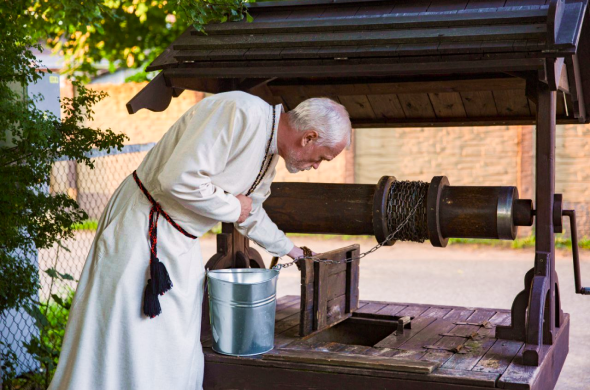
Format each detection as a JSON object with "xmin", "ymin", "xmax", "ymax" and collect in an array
[{"xmin": 305, "ymin": 317, "xmax": 397, "ymax": 347}]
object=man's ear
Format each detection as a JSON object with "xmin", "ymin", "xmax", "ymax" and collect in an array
[{"xmin": 302, "ymin": 130, "xmax": 319, "ymax": 146}]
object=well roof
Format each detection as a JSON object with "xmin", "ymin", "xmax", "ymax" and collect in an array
[{"xmin": 128, "ymin": 0, "xmax": 590, "ymax": 127}]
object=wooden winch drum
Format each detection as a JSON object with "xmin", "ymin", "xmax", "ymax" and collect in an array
[{"xmin": 264, "ymin": 176, "xmax": 534, "ymax": 247}]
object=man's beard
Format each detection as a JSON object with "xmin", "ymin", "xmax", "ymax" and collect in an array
[{"xmin": 284, "ymin": 150, "xmax": 311, "ymax": 173}]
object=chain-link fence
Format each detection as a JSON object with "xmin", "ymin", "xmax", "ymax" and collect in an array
[{"xmin": 1, "ymin": 143, "xmax": 155, "ymax": 383}]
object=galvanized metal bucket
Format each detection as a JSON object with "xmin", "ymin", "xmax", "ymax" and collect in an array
[{"xmin": 206, "ymin": 268, "xmax": 279, "ymax": 356}]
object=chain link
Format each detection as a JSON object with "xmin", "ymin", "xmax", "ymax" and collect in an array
[{"xmin": 273, "ymin": 191, "xmax": 426, "ymax": 271}]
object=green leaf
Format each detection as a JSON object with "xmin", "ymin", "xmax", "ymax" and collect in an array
[
  {"xmin": 246, "ymin": 13, "xmax": 253, "ymax": 23},
  {"xmin": 58, "ymin": 272, "xmax": 75, "ymax": 281},
  {"xmin": 45, "ymin": 268, "xmax": 59, "ymax": 279}
]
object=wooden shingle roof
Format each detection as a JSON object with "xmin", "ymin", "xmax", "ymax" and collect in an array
[{"xmin": 128, "ymin": 0, "xmax": 590, "ymax": 127}]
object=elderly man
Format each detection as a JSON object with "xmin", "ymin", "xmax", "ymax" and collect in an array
[{"xmin": 49, "ymin": 91, "xmax": 352, "ymax": 390}]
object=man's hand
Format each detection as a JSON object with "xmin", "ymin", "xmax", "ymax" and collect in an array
[
  {"xmin": 236, "ymin": 194, "xmax": 252, "ymax": 224},
  {"xmin": 287, "ymin": 246, "xmax": 318, "ymax": 260}
]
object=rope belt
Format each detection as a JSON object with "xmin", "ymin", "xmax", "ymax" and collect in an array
[{"xmin": 132, "ymin": 170, "xmax": 198, "ymax": 318}]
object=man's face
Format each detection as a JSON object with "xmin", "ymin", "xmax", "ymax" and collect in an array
[{"xmin": 284, "ymin": 135, "xmax": 347, "ymax": 174}]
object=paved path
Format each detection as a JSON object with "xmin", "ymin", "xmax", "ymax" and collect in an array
[{"xmin": 200, "ymin": 236, "xmax": 590, "ymax": 390}]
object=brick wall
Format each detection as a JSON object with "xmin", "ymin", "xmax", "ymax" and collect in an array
[
  {"xmin": 355, "ymin": 124, "xmax": 590, "ymax": 238},
  {"xmin": 354, "ymin": 126, "xmax": 519, "ymax": 186}
]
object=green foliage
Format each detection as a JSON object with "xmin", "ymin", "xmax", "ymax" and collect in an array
[
  {"xmin": 23, "ymin": 0, "xmax": 257, "ymax": 82},
  {"xmin": 72, "ymin": 219, "xmax": 99, "ymax": 231},
  {"xmin": 2, "ymin": 268, "xmax": 76, "ymax": 388},
  {"xmin": 0, "ymin": 0, "xmax": 127, "ymax": 314},
  {"xmin": 22, "ymin": 269, "xmax": 75, "ymax": 388},
  {"xmin": 178, "ymin": 0, "xmax": 251, "ymax": 33}
]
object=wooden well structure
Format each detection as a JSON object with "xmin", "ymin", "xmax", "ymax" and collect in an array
[{"xmin": 128, "ymin": 0, "xmax": 590, "ymax": 388}]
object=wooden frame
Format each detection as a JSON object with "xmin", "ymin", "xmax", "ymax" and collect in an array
[{"xmin": 129, "ymin": 0, "xmax": 590, "ymax": 387}]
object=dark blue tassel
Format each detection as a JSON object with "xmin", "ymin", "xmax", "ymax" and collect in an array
[
  {"xmin": 156, "ymin": 260, "xmax": 173, "ymax": 295},
  {"xmin": 143, "ymin": 279, "xmax": 161, "ymax": 318}
]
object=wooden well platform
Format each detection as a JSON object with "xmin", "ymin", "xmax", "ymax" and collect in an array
[{"xmin": 202, "ymin": 295, "xmax": 569, "ymax": 390}]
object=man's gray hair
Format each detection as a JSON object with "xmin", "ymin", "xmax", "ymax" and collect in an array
[{"xmin": 287, "ymin": 98, "xmax": 352, "ymax": 148}]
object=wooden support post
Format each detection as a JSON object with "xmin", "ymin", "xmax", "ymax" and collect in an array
[
  {"xmin": 496, "ymin": 82, "xmax": 563, "ymax": 367},
  {"xmin": 522, "ymin": 82, "xmax": 561, "ymax": 366},
  {"xmin": 205, "ymin": 223, "xmax": 265, "ymax": 270}
]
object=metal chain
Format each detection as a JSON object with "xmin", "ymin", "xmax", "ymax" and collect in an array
[{"xmin": 272, "ymin": 192, "xmax": 426, "ymax": 271}]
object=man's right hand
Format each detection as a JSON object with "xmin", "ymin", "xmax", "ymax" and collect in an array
[{"xmin": 236, "ymin": 194, "xmax": 252, "ymax": 224}]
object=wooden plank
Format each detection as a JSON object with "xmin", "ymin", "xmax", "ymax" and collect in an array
[
  {"xmin": 163, "ymin": 58, "xmax": 547, "ymax": 80},
  {"xmin": 275, "ymin": 301, "xmax": 301, "ymax": 322},
  {"xmin": 244, "ymin": 48, "xmax": 283, "ymax": 60},
  {"xmin": 421, "ymin": 310, "xmax": 496, "ymax": 365},
  {"xmin": 338, "ymin": 95, "xmax": 376, "ymax": 119},
  {"xmin": 505, "ymin": 0, "xmax": 547, "ymax": 6},
  {"xmin": 428, "ymin": 92, "xmax": 468, "ymax": 117},
  {"xmin": 326, "ymin": 294, "xmax": 348, "ymax": 325},
  {"xmin": 252, "ymin": 10, "xmax": 293, "ymax": 22},
  {"xmin": 498, "ymin": 314, "xmax": 569, "ymax": 389},
  {"xmin": 428, "ymin": 0, "xmax": 469, "ymax": 13},
  {"xmin": 472, "ymin": 339, "xmax": 524, "ymax": 374},
  {"xmin": 363, "ymin": 347, "xmax": 398, "ymax": 357},
  {"xmin": 276, "ymin": 295, "xmax": 299, "ymax": 309},
  {"xmin": 374, "ymin": 304, "xmax": 407, "ymax": 317},
  {"xmin": 461, "ymin": 91, "xmax": 499, "ymax": 116},
  {"xmin": 317, "ymin": 46, "xmax": 361, "ymax": 59},
  {"xmin": 270, "ymin": 78, "xmax": 526, "ymax": 97},
  {"xmin": 285, "ymin": 7, "xmax": 327, "ymax": 20},
  {"xmin": 397, "ymin": 308, "xmax": 475, "ymax": 351},
  {"xmin": 174, "ymin": 25, "xmax": 548, "ymax": 50},
  {"xmin": 438, "ymin": 41, "xmax": 484, "ymax": 54},
  {"xmin": 346, "ymin": 250, "xmax": 360, "ymax": 313},
  {"xmin": 430, "ymin": 369, "xmax": 501, "ymax": 388},
  {"xmin": 327, "ymin": 271, "xmax": 347, "ymax": 301},
  {"xmin": 442, "ymin": 311, "xmax": 511, "ymax": 371},
  {"xmin": 300, "ymin": 259, "xmax": 314, "ymax": 336},
  {"xmin": 466, "ymin": 0, "xmax": 508, "ymax": 9},
  {"xmin": 275, "ymin": 313, "xmax": 301, "ymax": 335},
  {"xmin": 355, "ymin": 302, "xmax": 387, "ymax": 314},
  {"xmin": 204, "ymin": 360, "xmax": 498, "ymax": 390},
  {"xmin": 355, "ymin": 4, "xmax": 395, "ymax": 16},
  {"xmin": 314, "ymin": 262, "xmax": 329, "ymax": 330},
  {"xmin": 263, "ymin": 349, "xmax": 439, "ymax": 374},
  {"xmin": 392, "ymin": 0, "xmax": 433, "ymax": 13},
  {"xmin": 395, "ymin": 42, "xmax": 441, "ymax": 56},
  {"xmin": 206, "ymin": 48, "xmax": 248, "ymax": 60},
  {"xmin": 338, "ymin": 345, "xmax": 372, "ymax": 355},
  {"xmin": 201, "ymin": 8, "xmax": 549, "ymax": 35},
  {"xmin": 398, "ymin": 93, "xmax": 437, "ymax": 118},
  {"xmin": 320, "ymin": 6, "xmax": 359, "ymax": 18},
  {"xmin": 280, "ymin": 47, "xmax": 321, "ymax": 59},
  {"xmin": 174, "ymin": 50, "xmax": 211, "ymax": 62},
  {"xmin": 352, "ymin": 116, "xmax": 582, "ymax": 128},
  {"xmin": 366, "ymin": 94, "xmax": 406, "ymax": 119},
  {"xmin": 552, "ymin": 1, "xmax": 586, "ymax": 49},
  {"xmin": 273, "ymin": 325, "xmax": 300, "ymax": 349},
  {"xmin": 375, "ymin": 307, "xmax": 449, "ymax": 349},
  {"xmin": 493, "ymin": 89, "xmax": 532, "ymax": 115}
]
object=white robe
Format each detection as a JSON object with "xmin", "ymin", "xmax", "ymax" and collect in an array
[{"xmin": 48, "ymin": 91, "xmax": 294, "ymax": 390}]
